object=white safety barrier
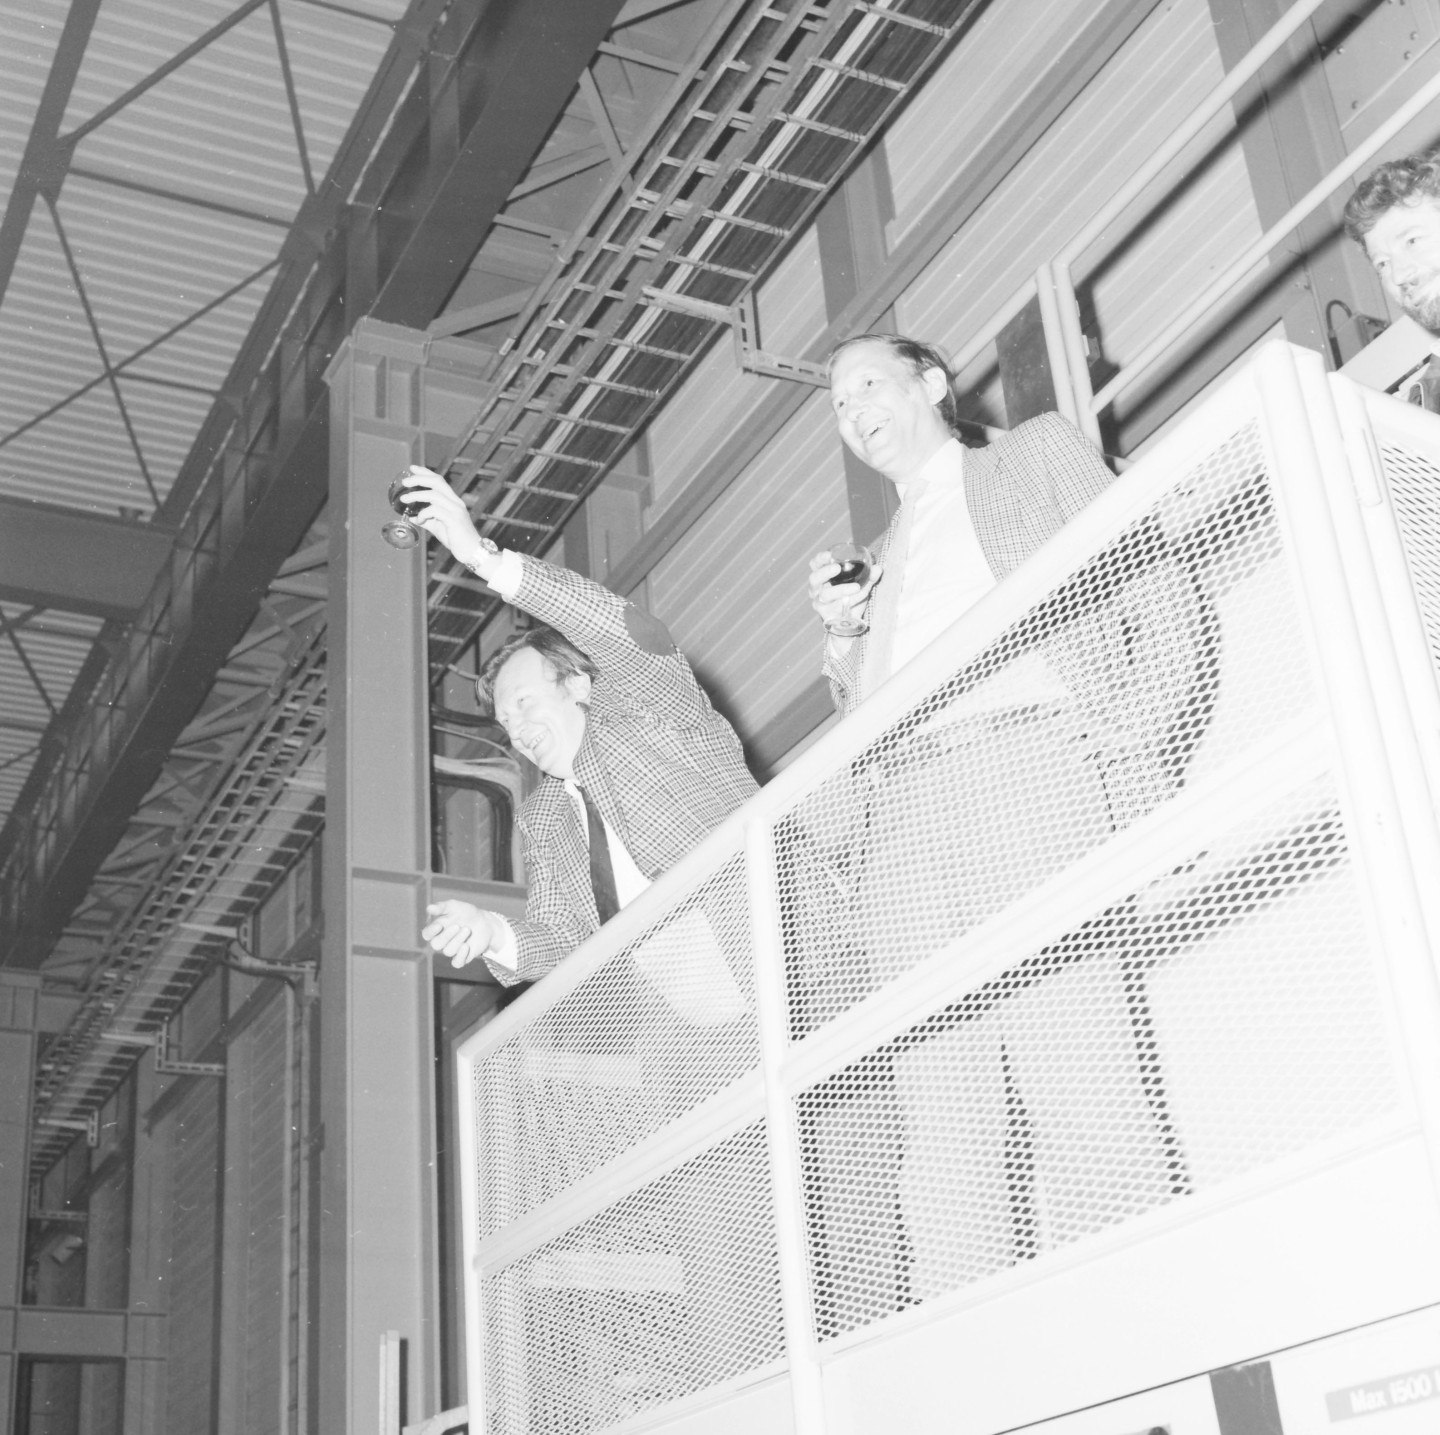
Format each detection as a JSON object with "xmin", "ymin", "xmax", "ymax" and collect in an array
[{"xmin": 456, "ymin": 343, "xmax": 1440, "ymax": 1435}]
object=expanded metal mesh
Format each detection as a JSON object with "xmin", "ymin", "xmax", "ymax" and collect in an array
[
  {"xmin": 476, "ymin": 857, "xmax": 758, "ymax": 1234},
  {"xmin": 465, "ymin": 383, "xmax": 1431, "ymax": 1419},
  {"xmin": 796, "ymin": 776, "xmax": 1399, "ymax": 1341},
  {"xmin": 779, "ymin": 421, "xmax": 1319, "ymax": 1034},
  {"xmin": 483, "ymin": 1124, "xmax": 782, "ymax": 1435},
  {"xmin": 1379, "ymin": 440, "xmax": 1440, "ymax": 680}
]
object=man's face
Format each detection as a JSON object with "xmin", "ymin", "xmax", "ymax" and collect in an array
[
  {"xmin": 829, "ymin": 340, "xmax": 952, "ymax": 483},
  {"xmin": 1364, "ymin": 197, "xmax": 1440, "ymax": 333},
  {"xmin": 492, "ymin": 647, "xmax": 590, "ymax": 780}
]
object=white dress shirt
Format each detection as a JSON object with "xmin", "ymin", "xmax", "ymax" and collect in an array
[
  {"xmin": 886, "ymin": 437, "xmax": 1068, "ymax": 715},
  {"xmin": 888, "ymin": 437, "xmax": 995, "ymax": 673}
]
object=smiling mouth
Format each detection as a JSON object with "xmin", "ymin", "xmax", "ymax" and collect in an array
[{"xmin": 512, "ymin": 726, "xmax": 549, "ymax": 759}]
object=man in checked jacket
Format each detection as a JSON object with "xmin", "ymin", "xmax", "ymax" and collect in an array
[
  {"xmin": 793, "ymin": 335, "xmax": 1216, "ymax": 1329},
  {"xmin": 792, "ymin": 334, "xmax": 1221, "ymax": 1020},
  {"xmin": 401, "ymin": 467, "xmax": 757, "ymax": 986},
  {"xmin": 806, "ymin": 331, "xmax": 1212, "ymax": 837}
]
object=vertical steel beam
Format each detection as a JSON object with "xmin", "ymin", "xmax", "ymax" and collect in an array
[
  {"xmin": 216, "ymin": 987, "xmax": 254, "ymax": 1435},
  {"xmin": 0, "ymin": 974, "xmax": 40, "ymax": 1423},
  {"xmin": 320, "ymin": 320, "xmax": 442, "ymax": 1434},
  {"xmin": 1207, "ymin": 0, "xmax": 1390, "ymax": 356},
  {"xmin": 816, "ymin": 149, "xmax": 900, "ymax": 546},
  {"xmin": 123, "ymin": 1054, "xmax": 171, "ymax": 1435}
]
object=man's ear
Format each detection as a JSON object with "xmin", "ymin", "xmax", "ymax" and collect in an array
[
  {"xmin": 921, "ymin": 365, "xmax": 949, "ymax": 407},
  {"xmin": 564, "ymin": 671, "xmax": 593, "ymax": 707}
]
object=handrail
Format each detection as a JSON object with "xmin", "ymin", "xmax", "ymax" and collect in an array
[
  {"xmin": 457, "ymin": 342, "xmax": 1440, "ymax": 1435},
  {"xmin": 462, "ymin": 410, "xmax": 1211, "ymax": 1064}
]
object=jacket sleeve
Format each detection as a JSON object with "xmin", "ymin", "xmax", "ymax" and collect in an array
[
  {"xmin": 1025, "ymin": 410, "xmax": 1116, "ymax": 521},
  {"xmin": 819, "ymin": 514, "xmax": 897, "ymax": 717},
  {"xmin": 511, "ymin": 555, "xmax": 713, "ymax": 730},
  {"xmin": 822, "ymin": 634, "xmax": 864, "ymax": 717},
  {"xmin": 490, "ymin": 804, "xmax": 598, "ymax": 984}
]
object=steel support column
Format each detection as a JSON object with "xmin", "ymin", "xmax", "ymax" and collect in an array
[
  {"xmin": 0, "ymin": 0, "xmax": 616, "ymax": 977},
  {"xmin": 320, "ymin": 320, "xmax": 445, "ymax": 1435},
  {"xmin": 816, "ymin": 148, "xmax": 900, "ymax": 546},
  {"xmin": 123, "ymin": 1054, "xmax": 171, "ymax": 1435},
  {"xmin": 0, "ymin": 973, "xmax": 39, "ymax": 1426}
]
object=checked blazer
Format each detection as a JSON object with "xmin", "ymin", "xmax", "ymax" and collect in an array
[
  {"xmin": 822, "ymin": 410, "xmax": 1214, "ymax": 827},
  {"xmin": 498, "ymin": 556, "xmax": 758, "ymax": 984},
  {"xmin": 824, "ymin": 412, "xmax": 1118, "ymax": 715}
]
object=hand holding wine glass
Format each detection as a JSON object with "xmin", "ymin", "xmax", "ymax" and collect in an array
[
  {"xmin": 381, "ymin": 474, "xmax": 427, "ymax": 549},
  {"xmin": 379, "ymin": 465, "xmax": 500, "ymax": 579},
  {"xmin": 807, "ymin": 541, "xmax": 880, "ymax": 638}
]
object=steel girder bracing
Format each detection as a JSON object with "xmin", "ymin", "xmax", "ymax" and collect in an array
[
  {"xmin": 16, "ymin": 0, "xmax": 969, "ymax": 1166},
  {"xmin": 426, "ymin": 0, "xmax": 974, "ymax": 679},
  {"xmin": 27, "ymin": 625, "xmax": 327, "ymax": 1176},
  {"xmin": 0, "ymin": 0, "xmax": 625, "ymax": 972}
]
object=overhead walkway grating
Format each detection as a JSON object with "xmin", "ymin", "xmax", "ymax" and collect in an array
[{"xmin": 426, "ymin": 0, "xmax": 971, "ymax": 683}]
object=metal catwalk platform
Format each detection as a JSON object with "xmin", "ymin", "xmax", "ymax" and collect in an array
[{"xmin": 456, "ymin": 343, "xmax": 1440, "ymax": 1435}]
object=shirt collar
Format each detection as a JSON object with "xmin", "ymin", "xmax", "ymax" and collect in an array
[{"xmin": 892, "ymin": 434, "xmax": 964, "ymax": 501}]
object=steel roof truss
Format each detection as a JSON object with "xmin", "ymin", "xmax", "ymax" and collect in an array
[
  {"xmin": 43, "ymin": 200, "xmax": 159, "ymax": 509},
  {"xmin": 61, "ymin": 0, "xmax": 271, "ymax": 148},
  {"xmin": 267, "ymin": 0, "xmax": 318, "ymax": 196}
]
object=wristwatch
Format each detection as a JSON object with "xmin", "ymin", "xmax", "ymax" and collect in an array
[{"xmin": 465, "ymin": 535, "xmax": 501, "ymax": 574}]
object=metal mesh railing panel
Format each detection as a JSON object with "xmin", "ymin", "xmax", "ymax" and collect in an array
[
  {"xmin": 778, "ymin": 420, "xmax": 1320, "ymax": 1034},
  {"xmin": 482, "ymin": 1124, "xmax": 782, "ymax": 1435},
  {"xmin": 1378, "ymin": 440, "xmax": 1440, "ymax": 679},
  {"xmin": 476, "ymin": 855, "xmax": 758, "ymax": 1233},
  {"xmin": 796, "ymin": 775, "xmax": 1400, "ymax": 1341}
]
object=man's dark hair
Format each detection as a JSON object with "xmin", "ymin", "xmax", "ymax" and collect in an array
[
  {"xmin": 1343, "ymin": 149, "xmax": 1440, "ymax": 243},
  {"xmin": 475, "ymin": 625, "xmax": 600, "ymax": 716},
  {"xmin": 826, "ymin": 332, "xmax": 961, "ymax": 430}
]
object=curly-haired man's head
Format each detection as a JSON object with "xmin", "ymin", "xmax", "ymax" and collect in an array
[{"xmin": 1344, "ymin": 150, "xmax": 1440, "ymax": 334}]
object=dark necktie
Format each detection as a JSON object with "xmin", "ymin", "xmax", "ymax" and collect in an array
[
  {"xmin": 578, "ymin": 785, "xmax": 620, "ymax": 925},
  {"xmin": 1407, "ymin": 354, "xmax": 1440, "ymax": 412}
]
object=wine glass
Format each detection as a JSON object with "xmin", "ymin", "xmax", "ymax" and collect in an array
[
  {"xmin": 381, "ymin": 473, "xmax": 425, "ymax": 549},
  {"xmin": 825, "ymin": 541, "xmax": 873, "ymax": 636}
]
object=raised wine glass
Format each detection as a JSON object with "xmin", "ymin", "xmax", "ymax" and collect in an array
[
  {"xmin": 381, "ymin": 473, "xmax": 425, "ymax": 549},
  {"xmin": 825, "ymin": 541, "xmax": 873, "ymax": 637}
]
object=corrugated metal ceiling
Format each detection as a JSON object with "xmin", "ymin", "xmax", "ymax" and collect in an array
[
  {"xmin": 0, "ymin": 0, "xmax": 405, "ymax": 825},
  {"xmin": 3, "ymin": 0, "xmax": 765, "ymax": 1174}
]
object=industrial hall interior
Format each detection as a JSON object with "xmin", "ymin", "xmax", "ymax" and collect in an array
[{"xmin": 6, "ymin": 0, "xmax": 1440, "ymax": 1432}]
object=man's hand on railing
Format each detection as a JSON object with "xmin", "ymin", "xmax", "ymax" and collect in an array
[{"xmin": 422, "ymin": 899, "xmax": 505, "ymax": 969}]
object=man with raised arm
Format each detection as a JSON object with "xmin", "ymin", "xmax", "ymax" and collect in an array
[{"xmin": 402, "ymin": 467, "xmax": 757, "ymax": 986}]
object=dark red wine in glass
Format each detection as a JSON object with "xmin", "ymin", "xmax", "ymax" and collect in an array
[
  {"xmin": 825, "ymin": 542, "xmax": 873, "ymax": 636},
  {"xmin": 382, "ymin": 473, "xmax": 425, "ymax": 549}
]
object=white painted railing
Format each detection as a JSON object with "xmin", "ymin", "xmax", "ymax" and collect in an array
[{"xmin": 457, "ymin": 343, "xmax": 1440, "ymax": 1435}]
